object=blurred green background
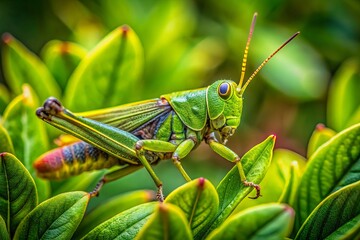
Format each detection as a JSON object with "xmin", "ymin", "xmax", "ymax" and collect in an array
[{"xmin": 0, "ymin": 0, "xmax": 359, "ymax": 205}]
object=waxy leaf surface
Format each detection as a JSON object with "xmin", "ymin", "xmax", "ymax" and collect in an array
[
  {"xmin": 238, "ymin": 149, "xmax": 305, "ymax": 210},
  {"xmin": 14, "ymin": 191, "xmax": 89, "ymax": 240},
  {"xmin": 207, "ymin": 203, "xmax": 294, "ymax": 240},
  {"xmin": 295, "ymin": 181, "xmax": 360, "ymax": 239},
  {"xmin": 82, "ymin": 202, "xmax": 156, "ymax": 240},
  {"xmin": 328, "ymin": 59, "xmax": 360, "ymax": 131},
  {"xmin": 165, "ymin": 178, "xmax": 219, "ymax": 236},
  {"xmin": 1, "ymin": 34, "xmax": 60, "ymax": 101},
  {"xmin": 293, "ymin": 123, "xmax": 360, "ymax": 232},
  {"xmin": 0, "ymin": 84, "xmax": 10, "ymax": 114},
  {"xmin": 307, "ymin": 124, "xmax": 336, "ymax": 158},
  {"xmin": 0, "ymin": 125, "xmax": 14, "ymax": 154},
  {"xmin": 65, "ymin": 25, "xmax": 143, "ymax": 111},
  {"xmin": 135, "ymin": 203, "xmax": 192, "ymax": 240},
  {"xmin": 76, "ymin": 190, "xmax": 155, "ymax": 239},
  {"xmin": 41, "ymin": 40, "xmax": 87, "ymax": 90},
  {"xmin": 2, "ymin": 85, "xmax": 50, "ymax": 201},
  {"xmin": 201, "ymin": 135, "xmax": 275, "ymax": 237},
  {"xmin": 0, "ymin": 216, "xmax": 10, "ymax": 240},
  {"xmin": 0, "ymin": 153, "xmax": 37, "ymax": 237}
]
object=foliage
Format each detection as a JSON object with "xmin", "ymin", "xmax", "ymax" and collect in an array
[
  {"xmin": 1, "ymin": 123, "xmax": 359, "ymax": 239},
  {"xmin": 1, "ymin": 1, "xmax": 360, "ymax": 239}
]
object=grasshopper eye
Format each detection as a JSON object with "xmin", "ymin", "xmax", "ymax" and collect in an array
[{"xmin": 218, "ymin": 82, "xmax": 232, "ymax": 99}]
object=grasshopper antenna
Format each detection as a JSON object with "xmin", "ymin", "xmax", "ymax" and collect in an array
[
  {"xmin": 239, "ymin": 31, "xmax": 300, "ymax": 95},
  {"xmin": 238, "ymin": 12, "xmax": 257, "ymax": 90}
]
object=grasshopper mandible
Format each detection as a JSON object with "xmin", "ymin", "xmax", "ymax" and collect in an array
[{"xmin": 34, "ymin": 13, "xmax": 299, "ymax": 201}]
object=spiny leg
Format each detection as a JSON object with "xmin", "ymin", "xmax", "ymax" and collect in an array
[
  {"xmin": 234, "ymin": 158, "xmax": 261, "ymax": 199},
  {"xmin": 89, "ymin": 165, "xmax": 143, "ymax": 197},
  {"xmin": 89, "ymin": 178, "xmax": 105, "ymax": 198},
  {"xmin": 207, "ymin": 135, "xmax": 261, "ymax": 199}
]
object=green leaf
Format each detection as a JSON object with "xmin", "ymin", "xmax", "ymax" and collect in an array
[
  {"xmin": 1, "ymin": 33, "xmax": 61, "ymax": 101},
  {"xmin": 41, "ymin": 40, "xmax": 87, "ymax": 90},
  {"xmin": 328, "ymin": 59, "xmax": 360, "ymax": 131},
  {"xmin": 203, "ymin": 135, "xmax": 275, "ymax": 236},
  {"xmin": 278, "ymin": 161, "xmax": 301, "ymax": 205},
  {"xmin": 207, "ymin": 203, "xmax": 294, "ymax": 240},
  {"xmin": 0, "ymin": 84, "xmax": 10, "ymax": 114},
  {"xmin": 75, "ymin": 190, "xmax": 155, "ymax": 239},
  {"xmin": 347, "ymin": 107, "xmax": 360, "ymax": 128},
  {"xmin": 0, "ymin": 153, "xmax": 37, "ymax": 237},
  {"xmin": 0, "ymin": 125, "xmax": 14, "ymax": 154},
  {"xmin": 165, "ymin": 178, "xmax": 219, "ymax": 236},
  {"xmin": 325, "ymin": 215, "xmax": 360, "ymax": 240},
  {"xmin": 293, "ymin": 123, "xmax": 360, "ymax": 232},
  {"xmin": 135, "ymin": 203, "xmax": 192, "ymax": 240},
  {"xmin": 82, "ymin": 202, "xmax": 157, "ymax": 240},
  {"xmin": 101, "ymin": 1, "xmax": 225, "ymax": 98},
  {"xmin": 102, "ymin": 0, "xmax": 196, "ymax": 60},
  {"xmin": 0, "ymin": 215, "xmax": 10, "ymax": 240},
  {"xmin": 14, "ymin": 191, "xmax": 89, "ymax": 240},
  {"xmin": 2, "ymin": 85, "xmax": 50, "ymax": 201},
  {"xmin": 307, "ymin": 123, "xmax": 337, "ymax": 158},
  {"xmin": 295, "ymin": 181, "xmax": 360, "ymax": 240},
  {"xmin": 237, "ymin": 149, "xmax": 306, "ymax": 210},
  {"xmin": 252, "ymin": 27, "xmax": 329, "ymax": 101},
  {"xmin": 64, "ymin": 25, "xmax": 143, "ymax": 111},
  {"xmin": 2, "ymin": 85, "xmax": 49, "ymax": 169}
]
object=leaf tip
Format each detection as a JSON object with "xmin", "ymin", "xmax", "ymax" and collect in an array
[
  {"xmin": 2, "ymin": 32, "xmax": 13, "ymax": 44},
  {"xmin": 59, "ymin": 41, "xmax": 71, "ymax": 55},
  {"xmin": 198, "ymin": 177, "xmax": 206, "ymax": 188},
  {"xmin": 158, "ymin": 202, "xmax": 169, "ymax": 213},
  {"xmin": 86, "ymin": 192, "xmax": 92, "ymax": 200},
  {"xmin": 283, "ymin": 204, "xmax": 295, "ymax": 218},
  {"xmin": 290, "ymin": 160, "xmax": 299, "ymax": 168},
  {"xmin": 22, "ymin": 84, "xmax": 33, "ymax": 101},
  {"xmin": 315, "ymin": 123, "xmax": 326, "ymax": 131},
  {"xmin": 119, "ymin": 25, "xmax": 131, "ymax": 36},
  {"xmin": 270, "ymin": 134, "xmax": 277, "ymax": 141}
]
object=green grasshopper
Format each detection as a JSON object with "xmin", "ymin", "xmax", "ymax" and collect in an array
[{"xmin": 34, "ymin": 13, "xmax": 299, "ymax": 201}]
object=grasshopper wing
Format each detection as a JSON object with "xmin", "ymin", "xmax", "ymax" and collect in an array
[{"xmin": 77, "ymin": 99, "xmax": 172, "ymax": 135}]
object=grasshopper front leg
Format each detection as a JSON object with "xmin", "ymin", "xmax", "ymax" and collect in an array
[
  {"xmin": 134, "ymin": 138, "xmax": 196, "ymax": 200},
  {"xmin": 206, "ymin": 133, "xmax": 261, "ymax": 199}
]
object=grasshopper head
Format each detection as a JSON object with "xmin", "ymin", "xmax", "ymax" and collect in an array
[
  {"xmin": 207, "ymin": 13, "xmax": 299, "ymax": 144},
  {"xmin": 207, "ymin": 80, "xmax": 243, "ymax": 144}
]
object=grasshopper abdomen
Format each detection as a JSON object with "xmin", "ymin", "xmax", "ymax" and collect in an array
[{"xmin": 34, "ymin": 141, "xmax": 127, "ymax": 179}]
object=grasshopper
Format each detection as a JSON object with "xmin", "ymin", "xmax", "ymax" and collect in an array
[{"xmin": 34, "ymin": 13, "xmax": 299, "ymax": 201}]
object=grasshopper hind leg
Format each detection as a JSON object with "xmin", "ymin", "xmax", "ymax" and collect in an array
[
  {"xmin": 89, "ymin": 178, "xmax": 105, "ymax": 197},
  {"xmin": 89, "ymin": 164, "xmax": 144, "ymax": 198},
  {"xmin": 36, "ymin": 97, "xmax": 64, "ymax": 120}
]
